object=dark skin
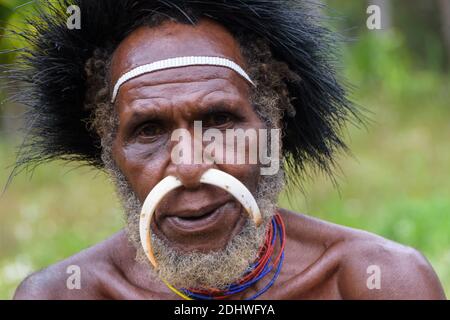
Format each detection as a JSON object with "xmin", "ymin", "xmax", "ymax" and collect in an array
[{"xmin": 14, "ymin": 20, "xmax": 446, "ymax": 300}]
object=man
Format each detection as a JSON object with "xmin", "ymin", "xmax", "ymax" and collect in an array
[{"xmin": 9, "ymin": 0, "xmax": 445, "ymax": 299}]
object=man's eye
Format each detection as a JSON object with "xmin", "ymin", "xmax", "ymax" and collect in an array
[
  {"xmin": 203, "ymin": 112, "xmax": 235, "ymax": 128},
  {"xmin": 136, "ymin": 123, "xmax": 163, "ymax": 138}
]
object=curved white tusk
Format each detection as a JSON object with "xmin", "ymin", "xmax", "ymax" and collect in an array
[
  {"xmin": 139, "ymin": 175, "xmax": 182, "ymax": 269},
  {"xmin": 139, "ymin": 168, "xmax": 262, "ymax": 269},
  {"xmin": 199, "ymin": 169, "xmax": 262, "ymax": 226}
]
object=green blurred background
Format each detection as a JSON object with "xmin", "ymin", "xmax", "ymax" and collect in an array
[{"xmin": 0, "ymin": 0, "xmax": 449, "ymax": 299}]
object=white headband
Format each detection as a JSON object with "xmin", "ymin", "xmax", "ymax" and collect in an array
[{"xmin": 111, "ymin": 56, "xmax": 255, "ymax": 103}]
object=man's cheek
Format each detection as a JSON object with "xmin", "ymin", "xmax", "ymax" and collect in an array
[
  {"xmin": 218, "ymin": 163, "xmax": 261, "ymax": 194},
  {"xmin": 114, "ymin": 145, "xmax": 171, "ymax": 201}
]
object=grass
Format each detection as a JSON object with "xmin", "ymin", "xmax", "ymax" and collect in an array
[{"xmin": 0, "ymin": 61, "xmax": 449, "ymax": 300}]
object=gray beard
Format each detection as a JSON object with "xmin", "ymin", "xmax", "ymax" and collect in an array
[{"xmin": 103, "ymin": 150, "xmax": 284, "ymax": 289}]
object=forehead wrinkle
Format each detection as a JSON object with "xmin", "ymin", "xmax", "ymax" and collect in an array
[
  {"xmin": 199, "ymin": 87, "xmax": 246, "ymax": 108},
  {"xmin": 127, "ymin": 96, "xmax": 171, "ymax": 113},
  {"xmin": 125, "ymin": 78, "xmax": 223, "ymax": 101},
  {"xmin": 120, "ymin": 97, "xmax": 169, "ymax": 124},
  {"xmin": 121, "ymin": 88, "xmax": 211, "ymax": 122},
  {"xmin": 121, "ymin": 65, "xmax": 242, "ymax": 92},
  {"xmin": 123, "ymin": 77, "xmax": 242, "ymax": 105},
  {"xmin": 116, "ymin": 67, "xmax": 251, "ymax": 123},
  {"xmin": 124, "ymin": 89, "xmax": 244, "ymax": 124}
]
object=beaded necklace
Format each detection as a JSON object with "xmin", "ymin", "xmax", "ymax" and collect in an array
[{"xmin": 162, "ymin": 213, "xmax": 285, "ymax": 300}]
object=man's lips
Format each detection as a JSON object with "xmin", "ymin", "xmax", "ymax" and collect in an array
[
  {"xmin": 162, "ymin": 200, "xmax": 242, "ymax": 233},
  {"xmin": 161, "ymin": 198, "xmax": 231, "ymax": 219}
]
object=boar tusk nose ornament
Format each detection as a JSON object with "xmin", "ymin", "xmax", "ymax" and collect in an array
[{"xmin": 139, "ymin": 168, "xmax": 262, "ymax": 269}]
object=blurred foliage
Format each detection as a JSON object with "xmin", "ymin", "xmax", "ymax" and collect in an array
[
  {"xmin": 0, "ymin": 0, "xmax": 449, "ymax": 299},
  {"xmin": 0, "ymin": 0, "xmax": 32, "ymax": 64}
]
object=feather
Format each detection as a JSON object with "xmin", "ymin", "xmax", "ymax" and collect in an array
[{"xmin": 2, "ymin": 0, "xmax": 363, "ymax": 187}]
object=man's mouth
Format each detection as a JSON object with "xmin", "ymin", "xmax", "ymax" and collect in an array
[{"xmin": 162, "ymin": 200, "xmax": 242, "ymax": 233}]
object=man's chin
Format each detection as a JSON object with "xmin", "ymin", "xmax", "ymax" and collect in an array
[
  {"xmin": 154, "ymin": 202, "xmax": 248, "ymax": 253},
  {"xmin": 147, "ymin": 218, "xmax": 268, "ymax": 289}
]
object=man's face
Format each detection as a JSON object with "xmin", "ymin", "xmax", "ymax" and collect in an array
[{"xmin": 109, "ymin": 19, "xmax": 265, "ymax": 253}]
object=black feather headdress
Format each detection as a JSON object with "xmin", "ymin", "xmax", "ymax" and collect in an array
[{"xmin": 4, "ymin": 0, "xmax": 361, "ymax": 186}]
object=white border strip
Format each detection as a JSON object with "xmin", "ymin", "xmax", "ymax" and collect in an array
[{"xmin": 111, "ymin": 56, "xmax": 255, "ymax": 103}]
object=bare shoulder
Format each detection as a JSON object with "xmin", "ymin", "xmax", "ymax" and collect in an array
[
  {"xmin": 336, "ymin": 231, "xmax": 446, "ymax": 299},
  {"xmin": 280, "ymin": 209, "xmax": 446, "ymax": 300},
  {"xmin": 13, "ymin": 231, "xmax": 129, "ymax": 300}
]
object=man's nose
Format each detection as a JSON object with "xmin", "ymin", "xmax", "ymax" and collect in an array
[{"xmin": 173, "ymin": 163, "xmax": 211, "ymax": 189}]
